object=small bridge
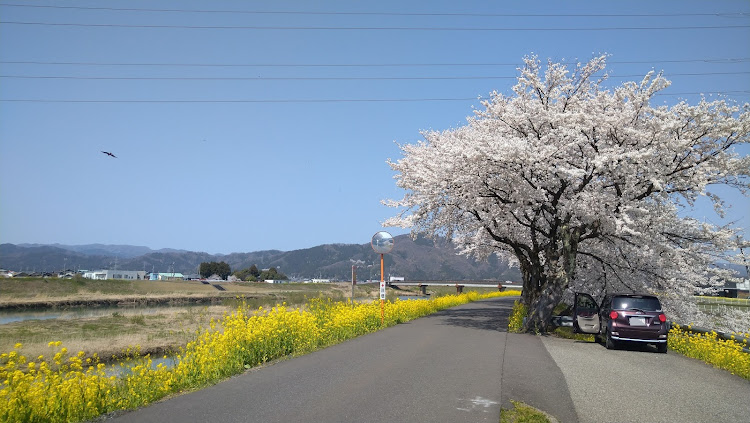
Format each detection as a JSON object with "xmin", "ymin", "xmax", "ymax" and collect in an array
[{"xmin": 390, "ymin": 281, "xmax": 523, "ymax": 295}]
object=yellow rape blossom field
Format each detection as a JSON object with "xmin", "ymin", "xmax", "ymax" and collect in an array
[
  {"xmin": 668, "ymin": 324, "xmax": 750, "ymax": 380},
  {"xmin": 0, "ymin": 291, "xmax": 519, "ymax": 423}
]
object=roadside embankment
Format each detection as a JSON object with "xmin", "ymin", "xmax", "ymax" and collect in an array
[
  {"xmin": 0, "ymin": 278, "xmax": 374, "ymax": 364},
  {"xmin": 0, "ymin": 294, "xmax": 240, "ymax": 310},
  {"xmin": 1, "ymin": 291, "xmax": 520, "ymax": 423}
]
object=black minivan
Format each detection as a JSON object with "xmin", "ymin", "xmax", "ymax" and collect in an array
[{"xmin": 573, "ymin": 292, "xmax": 669, "ymax": 353}]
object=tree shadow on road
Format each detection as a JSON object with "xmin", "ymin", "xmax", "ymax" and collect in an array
[
  {"xmin": 608, "ymin": 341, "xmax": 665, "ymax": 354},
  {"xmin": 435, "ymin": 298, "xmax": 514, "ymax": 332},
  {"xmin": 574, "ymin": 335, "xmax": 665, "ymax": 354}
]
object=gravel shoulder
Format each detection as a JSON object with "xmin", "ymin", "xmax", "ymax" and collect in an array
[{"xmin": 541, "ymin": 335, "xmax": 750, "ymax": 423}]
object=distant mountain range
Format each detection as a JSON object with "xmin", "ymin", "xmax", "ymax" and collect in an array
[
  {"xmin": 0, "ymin": 236, "xmax": 522, "ymax": 282},
  {"xmin": 15, "ymin": 243, "xmax": 187, "ymax": 259}
]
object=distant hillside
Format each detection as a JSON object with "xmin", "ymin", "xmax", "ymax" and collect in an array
[
  {"xmin": 0, "ymin": 244, "xmax": 109, "ymax": 272},
  {"xmin": 17, "ymin": 243, "xmax": 184, "ymax": 259},
  {"xmin": 0, "ymin": 236, "xmax": 521, "ymax": 282},
  {"xmin": 219, "ymin": 236, "xmax": 520, "ymax": 281}
]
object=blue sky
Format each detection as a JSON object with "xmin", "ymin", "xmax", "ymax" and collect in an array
[{"xmin": 1, "ymin": 1, "xmax": 748, "ymax": 254}]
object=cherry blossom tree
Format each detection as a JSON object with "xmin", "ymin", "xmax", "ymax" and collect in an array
[{"xmin": 385, "ymin": 55, "xmax": 750, "ymax": 333}]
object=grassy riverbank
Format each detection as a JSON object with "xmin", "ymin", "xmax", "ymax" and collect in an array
[
  {"xmin": 1, "ymin": 290, "xmax": 519, "ymax": 423},
  {"xmin": 0, "ymin": 278, "xmax": 362, "ymax": 362},
  {"xmin": 0, "ymin": 278, "xmax": 486, "ymax": 363},
  {"xmin": 0, "ymin": 277, "xmax": 366, "ymax": 308},
  {"xmin": 0, "ymin": 306, "xmax": 229, "ymax": 364}
]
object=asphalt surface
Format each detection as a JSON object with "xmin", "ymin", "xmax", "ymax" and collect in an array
[
  {"xmin": 105, "ymin": 296, "xmax": 749, "ymax": 422},
  {"xmin": 106, "ymin": 297, "xmax": 577, "ymax": 423},
  {"xmin": 542, "ymin": 335, "xmax": 750, "ymax": 423}
]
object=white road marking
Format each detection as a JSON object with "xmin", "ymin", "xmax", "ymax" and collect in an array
[{"xmin": 456, "ymin": 396, "xmax": 499, "ymax": 413}]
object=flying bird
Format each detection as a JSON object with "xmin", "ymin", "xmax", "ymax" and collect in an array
[{"xmin": 101, "ymin": 151, "xmax": 117, "ymax": 158}]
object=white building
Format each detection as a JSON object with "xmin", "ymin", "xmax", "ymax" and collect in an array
[
  {"xmin": 83, "ymin": 270, "xmax": 147, "ymax": 280},
  {"xmin": 156, "ymin": 272, "xmax": 184, "ymax": 281},
  {"xmin": 736, "ymin": 279, "xmax": 749, "ymax": 296}
]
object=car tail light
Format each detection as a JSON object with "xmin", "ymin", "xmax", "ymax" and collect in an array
[
  {"xmin": 609, "ymin": 311, "xmax": 619, "ymax": 319},
  {"xmin": 658, "ymin": 313, "xmax": 667, "ymax": 323}
]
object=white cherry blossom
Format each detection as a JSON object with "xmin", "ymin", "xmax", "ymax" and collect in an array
[{"xmin": 386, "ymin": 55, "xmax": 750, "ymax": 332}]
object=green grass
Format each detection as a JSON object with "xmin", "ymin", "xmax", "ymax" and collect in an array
[
  {"xmin": 508, "ymin": 300, "xmax": 526, "ymax": 333},
  {"xmin": 550, "ymin": 326, "xmax": 594, "ymax": 342},
  {"xmin": 695, "ymin": 296, "xmax": 750, "ymax": 312},
  {"xmin": 0, "ymin": 307, "xmax": 223, "ymax": 363},
  {"xmin": 500, "ymin": 400, "xmax": 552, "ymax": 423},
  {"xmin": 0, "ymin": 278, "xmax": 365, "ymax": 310},
  {"xmin": 425, "ymin": 286, "xmax": 500, "ymax": 297},
  {"xmin": 2, "ymin": 314, "xmax": 144, "ymax": 341},
  {"xmin": 0, "ymin": 280, "xmax": 371, "ymax": 363},
  {"xmin": 0, "ymin": 277, "xmax": 137, "ymax": 297}
]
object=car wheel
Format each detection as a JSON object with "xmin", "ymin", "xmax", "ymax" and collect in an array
[
  {"xmin": 657, "ymin": 342, "xmax": 668, "ymax": 354},
  {"xmin": 605, "ymin": 330, "xmax": 617, "ymax": 350}
]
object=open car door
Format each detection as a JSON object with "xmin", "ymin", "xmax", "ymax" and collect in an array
[{"xmin": 573, "ymin": 292, "xmax": 601, "ymax": 334}]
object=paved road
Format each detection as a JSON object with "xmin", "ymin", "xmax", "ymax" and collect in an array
[
  {"xmin": 542, "ymin": 335, "xmax": 750, "ymax": 423},
  {"xmin": 106, "ymin": 297, "xmax": 749, "ymax": 422},
  {"xmin": 107, "ymin": 297, "xmax": 577, "ymax": 423}
]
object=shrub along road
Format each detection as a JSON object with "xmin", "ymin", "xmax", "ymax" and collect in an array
[{"xmin": 106, "ymin": 296, "xmax": 747, "ymax": 422}]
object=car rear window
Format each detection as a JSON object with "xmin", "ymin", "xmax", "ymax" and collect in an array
[{"xmin": 612, "ymin": 296, "xmax": 662, "ymax": 311}]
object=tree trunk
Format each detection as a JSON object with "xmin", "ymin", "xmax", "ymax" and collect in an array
[
  {"xmin": 520, "ymin": 224, "xmax": 581, "ymax": 333},
  {"xmin": 519, "ymin": 254, "xmax": 544, "ymax": 308},
  {"xmin": 524, "ymin": 281, "xmax": 565, "ymax": 333}
]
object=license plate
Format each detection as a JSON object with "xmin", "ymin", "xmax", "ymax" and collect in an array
[{"xmin": 629, "ymin": 317, "xmax": 646, "ymax": 326}]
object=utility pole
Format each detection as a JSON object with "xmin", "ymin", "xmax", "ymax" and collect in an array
[{"xmin": 352, "ymin": 264, "xmax": 356, "ymax": 303}]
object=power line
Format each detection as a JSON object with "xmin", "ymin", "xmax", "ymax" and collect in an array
[
  {"xmin": 2, "ymin": 92, "xmax": 748, "ymax": 104},
  {"xmin": 0, "ymin": 98, "xmax": 481, "ymax": 103},
  {"xmin": 2, "ymin": 75, "xmax": 519, "ymax": 81},
  {"xmin": 2, "ymin": 71, "xmax": 749, "ymax": 81},
  {"xmin": 1, "ymin": 3, "xmax": 747, "ymax": 18},
  {"xmin": 0, "ymin": 60, "xmax": 512, "ymax": 67},
  {"xmin": 1, "ymin": 58, "xmax": 749, "ymax": 68},
  {"xmin": 2, "ymin": 21, "xmax": 749, "ymax": 31},
  {"xmin": 614, "ymin": 58, "xmax": 750, "ymax": 65}
]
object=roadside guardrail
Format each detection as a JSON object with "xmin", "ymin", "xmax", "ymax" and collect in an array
[
  {"xmin": 694, "ymin": 296, "xmax": 750, "ymax": 312},
  {"xmin": 670, "ymin": 323, "xmax": 750, "ymax": 354}
]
